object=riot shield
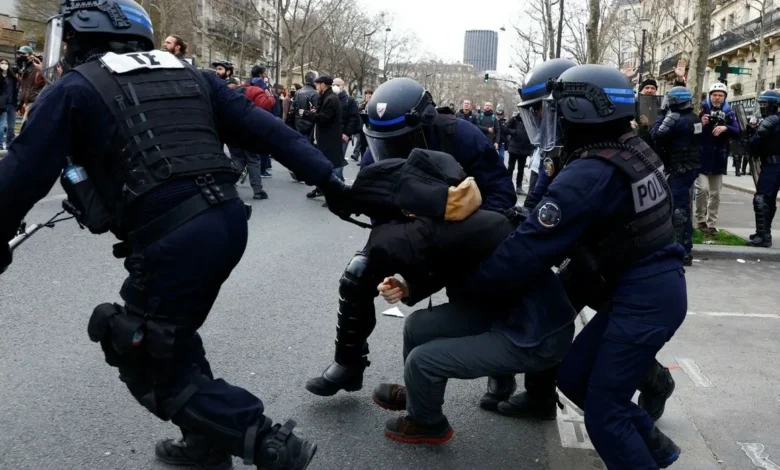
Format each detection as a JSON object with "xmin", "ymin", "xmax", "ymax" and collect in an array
[
  {"xmin": 637, "ymin": 95, "xmax": 662, "ymax": 125},
  {"xmin": 733, "ymin": 102, "xmax": 748, "ymax": 131}
]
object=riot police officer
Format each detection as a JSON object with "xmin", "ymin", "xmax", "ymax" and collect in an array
[
  {"xmin": 748, "ymin": 89, "xmax": 780, "ymax": 247},
  {"xmin": 305, "ymin": 77, "xmax": 517, "ymax": 398},
  {"xmin": 0, "ymin": 0, "xmax": 349, "ymax": 468},
  {"xmin": 652, "ymin": 86, "xmax": 702, "ymax": 265},
  {"xmin": 464, "ymin": 64, "xmax": 685, "ymax": 469}
]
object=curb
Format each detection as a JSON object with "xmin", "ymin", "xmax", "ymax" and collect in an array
[
  {"xmin": 722, "ymin": 180, "xmax": 780, "ymax": 202},
  {"xmin": 691, "ymin": 244, "xmax": 780, "ymax": 261}
]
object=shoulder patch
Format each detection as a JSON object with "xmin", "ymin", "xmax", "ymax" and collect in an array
[
  {"xmin": 100, "ymin": 50, "xmax": 185, "ymax": 74},
  {"xmin": 537, "ymin": 201, "xmax": 562, "ymax": 228},
  {"xmin": 543, "ymin": 156, "xmax": 556, "ymax": 177}
]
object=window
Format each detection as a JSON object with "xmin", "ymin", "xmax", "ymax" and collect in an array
[
  {"xmin": 711, "ymin": 23, "xmax": 716, "ymax": 35},
  {"xmin": 728, "ymin": 13, "xmax": 735, "ymax": 28},
  {"xmin": 720, "ymin": 17, "xmax": 726, "ymax": 31},
  {"xmin": 683, "ymin": 17, "xmax": 689, "ymax": 26}
]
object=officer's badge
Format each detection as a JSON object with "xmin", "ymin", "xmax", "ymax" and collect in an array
[
  {"xmin": 543, "ymin": 157, "xmax": 555, "ymax": 177},
  {"xmin": 537, "ymin": 202, "xmax": 562, "ymax": 228},
  {"xmin": 377, "ymin": 103, "xmax": 387, "ymax": 118}
]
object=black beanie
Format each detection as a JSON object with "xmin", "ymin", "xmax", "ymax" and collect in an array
[{"xmin": 639, "ymin": 78, "xmax": 658, "ymax": 90}]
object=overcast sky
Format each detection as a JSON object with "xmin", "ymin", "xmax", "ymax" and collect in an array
[{"xmin": 357, "ymin": 0, "xmax": 523, "ymax": 77}]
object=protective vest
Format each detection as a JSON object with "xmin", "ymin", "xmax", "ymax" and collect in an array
[
  {"xmin": 576, "ymin": 133, "xmax": 675, "ymax": 269},
  {"xmin": 754, "ymin": 115, "xmax": 780, "ymax": 162},
  {"xmin": 73, "ymin": 51, "xmax": 237, "ymax": 229},
  {"xmin": 431, "ymin": 113, "xmax": 458, "ymax": 157},
  {"xmin": 667, "ymin": 111, "xmax": 701, "ymax": 175}
]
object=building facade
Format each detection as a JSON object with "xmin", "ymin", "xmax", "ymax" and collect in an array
[{"xmin": 463, "ymin": 30, "xmax": 498, "ymax": 72}]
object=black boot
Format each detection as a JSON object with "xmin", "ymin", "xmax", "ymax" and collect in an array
[
  {"xmin": 638, "ymin": 359, "xmax": 675, "ymax": 422},
  {"xmin": 305, "ymin": 188, "xmax": 322, "ymax": 199},
  {"xmin": 155, "ymin": 432, "xmax": 233, "ymax": 470},
  {"xmin": 253, "ymin": 419, "xmax": 317, "ymax": 470},
  {"xmin": 735, "ymin": 156, "xmax": 743, "ymax": 176},
  {"xmin": 305, "ymin": 357, "xmax": 367, "ymax": 396},
  {"xmin": 645, "ymin": 425, "xmax": 681, "ymax": 468},
  {"xmin": 750, "ymin": 195, "xmax": 773, "ymax": 247},
  {"xmin": 478, "ymin": 376, "xmax": 517, "ymax": 411},
  {"xmin": 496, "ymin": 366, "xmax": 560, "ymax": 420}
]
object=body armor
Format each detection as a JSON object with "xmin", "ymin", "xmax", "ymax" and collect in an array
[
  {"xmin": 431, "ymin": 113, "xmax": 458, "ymax": 157},
  {"xmin": 665, "ymin": 112, "xmax": 702, "ymax": 175},
  {"xmin": 73, "ymin": 51, "xmax": 238, "ymax": 236}
]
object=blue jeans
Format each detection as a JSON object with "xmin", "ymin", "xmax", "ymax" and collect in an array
[
  {"xmin": 498, "ymin": 142, "xmax": 505, "ymax": 162},
  {"xmin": 260, "ymin": 154, "xmax": 271, "ymax": 172},
  {"xmin": 0, "ymin": 108, "xmax": 7, "ymax": 149},
  {"xmin": 669, "ymin": 170, "xmax": 697, "ymax": 253},
  {"xmin": 333, "ymin": 166, "xmax": 344, "ymax": 182},
  {"xmin": 557, "ymin": 267, "xmax": 687, "ymax": 469},
  {"xmin": 5, "ymin": 106, "xmax": 15, "ymax": 145}
]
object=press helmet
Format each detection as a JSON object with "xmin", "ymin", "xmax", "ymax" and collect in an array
[
  {"xmin": 362, "ymin": 77, "xmax": 437, "ymax": 161},
  {"xmin": 663, "ymin": 86, "xmax": 693, "ymax": 112},
  {"xmin": 42, "ymin": 0, "xmax": 155, "ymax": 82},
  {"xmin": 550, "ymin": 64, "xmax": 636, "ymax": 124},
  {"xmin": 757, "ymin": 89, "xmax": 780, "ymax": 118},
  {"xmin": 709, "ymin": 82, "xmax": 728, "ymax": 98},
  {"xmin": 212, "ymin": 60, "xmax": 234, "ymax": 74}
]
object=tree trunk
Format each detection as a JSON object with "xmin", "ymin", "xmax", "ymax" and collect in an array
[
  {"xmin": 545, "ymin": 0, "xmax": 555, "ymax": 60},
  {"xmin": 556, "ymin": 0, "xmax": 564, "ymax": 58},
  {"xmin": 586, "ymin": 0, "xmax": 600, "ymax": 63},
  {"xmin": 689, "ymin": 0, "xmax": 712, "ymax": 114}
]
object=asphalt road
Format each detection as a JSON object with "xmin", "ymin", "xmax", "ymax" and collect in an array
[{"xmin": 2, "ymin": 158, "xmax": 780, "ymax": 470}]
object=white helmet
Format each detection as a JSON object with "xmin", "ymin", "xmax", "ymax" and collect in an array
[{"xmin": 709, "ymin": 82, "xmax": 728, "ymax": 97}]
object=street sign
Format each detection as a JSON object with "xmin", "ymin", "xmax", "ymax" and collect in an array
[{"xmin": 734, "ymin": 67, "xmax": 752, "ymax": 75}]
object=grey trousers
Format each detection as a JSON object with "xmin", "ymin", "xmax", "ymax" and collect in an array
[
  {"xmin": 403, "ymin": 302, "xmax": 574, "ymax": 425},
  {"xmin": 228, "ymin": 146, "xmax": 264, "ymax": 195}
]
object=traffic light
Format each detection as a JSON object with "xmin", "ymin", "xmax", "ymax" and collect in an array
[{"xmin": 484, "ymin": 73, "xmax": 489, "ymax": 83}]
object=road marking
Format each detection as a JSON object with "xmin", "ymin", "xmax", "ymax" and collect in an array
[
  {"xmin": 675, "ymin": 357, "xmax": 713, "ymax": 387},
  {"xmin": 688, "ymin": 311, "xmax": 780, "ymax": 319},
  {"xmin": 556, "ymin": 393, "xmax": 594, "ymax": 449},
  {"xmin": 738, "ymin": 442, "xmax": 780, "ymax": 470},
  {"xmin": 39, "ymin": 194, "xmax": 67, "ymax": 204},
  {"xmin": 381, "ymin": 307, "xmax": 404, "ymax": 318}
]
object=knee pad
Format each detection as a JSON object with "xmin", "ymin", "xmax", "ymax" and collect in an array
[
  {"xmin": 338, "ymin": 254, "xmax": 378, "ymax": 300},
  {"xmin": 754, "ymin": 194, "xmax": 770, "ymax": 216},
  {"xmin": 672, "ymin": 208, "xmax": 685, "ymax": 228},
  {"xmin": 88, "ymin": 302, "xmax": 144, "ymax": 368}
]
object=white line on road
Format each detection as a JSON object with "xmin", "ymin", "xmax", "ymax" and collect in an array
[
  {"xmin": 675, "ymin": 357, "xmax": 714, "ymax": 387},
  {"xmin": 556, "ymin": 393, "xmax": 594, "ymax": 449},
  {"xmin": 688, "ymin": 311, "xmax": 780, "ymax": 319},
  {"xmin": 738, "ymin": 442, "xmax": 780, "ymax": 470}
]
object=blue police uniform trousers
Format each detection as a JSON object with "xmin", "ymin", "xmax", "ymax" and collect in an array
[
  {"xmin": 669, "ymin": 170, "xmax": 698, "ymax": 253},
  {"xmin": 557, "ymin": 266, "xmax": 687, "ymax": 469},
  {"xmin": 756, "ymin": 161, "xmax": 780, "ymax": 213},
  {"xmin": 118, "ymin": 199, "xmax": 266, "ymax": 445}
]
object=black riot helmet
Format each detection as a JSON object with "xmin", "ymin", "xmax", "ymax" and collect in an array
[
  {"xmin": 663, "ymin": 86, "xmax": 693, "ymax": 112},
  {"xmin": 517, "ymin": 58, "xmax": 576, "ymax": 149},
  {"xmin": 42, "ymin": 0, "xmax": 155, "ymax": 83},
  {"xmin": 362, "ymin": 77, "xmax": 437, "ymax": 161},
  {"xmin": 758, "ymin": 89, "xmax": 780, "ymax": 118}
]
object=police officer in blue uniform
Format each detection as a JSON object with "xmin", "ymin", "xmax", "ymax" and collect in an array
[
  {"xmin": 464, "ymin": 64, "xmax": 686, "ymax": 469},
  {"xmin": 0, "ymin": 1, "xmax": 350, "ymax": 468},
  {"xmin": 497, "ymin": 59, "xmax": 677, "ymax": 424},
  {"xmin": 305, "ymin": 77, "xmax": 517, "ymax": 398},
  {"xmin": 749, "ymin": 89, "xmax": 780, "ymax": 247},
  {"xmin": 651, "ymin": 86, "xmax": 702, "ymax": 265}
]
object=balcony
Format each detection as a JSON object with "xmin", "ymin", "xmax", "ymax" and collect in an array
[
  {"xmin": 709, "ymin": 8, "xmax": 780, "ymax": 57},
  {"xmin": 659, "ymin": 52, "xmax": 683, "ymax": 75}
]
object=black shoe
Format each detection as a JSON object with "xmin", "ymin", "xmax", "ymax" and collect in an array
[
  {"xmin": 253, "ymin": 190, "xmax": 269, "ymax": 200},
  {"xmin": 646, "ymin": 426, "xmax": 681, "ymax": 468},
  {"xmin": 255, "ymin": 420, "xmax": 317, "ymax": 470},
  {"xmin": 384, "ymin": 416, "xmax": 454, "ymax": 444},
  {"xmin": 496, "ymin": 391, "xmax": 560, "ymax": 420},
  {"xmin": 750, "ymin": 233, "xmax": 773, "ymax": 247},
  {"xmin": 515, "ymin": 187, "xmax": 526, "ymax": 196},
  {"xmin": 479, "ymin": 376, "xmax": 517, "ymax": 411},
  {"xmin": 306, "ymin": 188, "xmax": 322, "ymax": 199},
  {"xmin": 683, "ymin": 253, "xmax": 692, "ymax": 266},
  {"xmin": 305, "ymin": 361, "xmax": 365, "ymax": 396},
  {"xmin": 638, "ymin": 364, "xmax": 675, "ymax": 422},
  {"xmin": 155, "ymin": 434, "xmax": 233, "ymax": 470}
]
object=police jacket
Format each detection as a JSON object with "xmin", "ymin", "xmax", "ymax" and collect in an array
[
  {"xmin": 749, "ymin": 114, "xmax": 780, "ymax": 161},
  {"xmin": 292, "ymin": 83, "xmax": 319, "ymax": 134},
  {"xmin": 305, "ymin": 87, "xmax": 344, "ymax": 168},
  {"xmin": 465, "ymin": 133, "xmax": 683, "ymax": 312},
  {"xmin": 360, "ymin": 116, "xmax": 517, "ymax": 212},
  {"xmin": 503, "ymin": 115, "xmax": 534, "ymax": 155},
  {"xmin": 338, "ymin": 90, "xmax": 361, "ymax": 137},
  {"xmin": 0, "ymin": 53, "xmax": 334, "ymax": 245},
  {"xmin": 698, "ymin": 100, "xmax": 739, "ymax": 175},
  {"xmin": 456, "ymin": 109, "xmax": 477, "ymax": 125},
  {"xmin": 476, "ymin": 110, "xmax": 498, "ymax": 144},
  {"xmin": 364, "ymin": 210, "xmax": 575, "ymax": 347},
  {"xmin": 650, "ymin": 109, "xmax": 701, "ymax": 176}
]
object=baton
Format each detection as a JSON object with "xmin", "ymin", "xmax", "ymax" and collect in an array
[{"xmin": 8, "ymin": 207, "xmax": 76, "ymax": 252}]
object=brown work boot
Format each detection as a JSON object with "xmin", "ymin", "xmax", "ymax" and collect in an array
[
  {"xmin": 372, "ymin": 383, "xmax": 407, "ymax": 411},
  {"xmin": 384, "ymin": 416, "xmax": 454, "ymax": 444}
]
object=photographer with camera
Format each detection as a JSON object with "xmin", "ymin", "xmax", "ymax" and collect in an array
[{"xmin": 696, "ymin": 82, "xmax": 740, "ymax": 234}]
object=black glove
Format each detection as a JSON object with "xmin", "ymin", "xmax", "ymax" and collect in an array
[
  {"xmin": 318, "ymin": 173, "xmax": 353, "ymax": 219},
  {"xmin": 0, "ymin": 242, "xmax": 11, "ymax": 275},
  {"xmin": 504, "ymin": 205, "xmax": 530, "ymax": 227}
]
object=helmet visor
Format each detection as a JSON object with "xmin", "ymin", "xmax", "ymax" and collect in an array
[
  {"xmin": 42, "ymin": 15, "xmax": 64, "ymax": 84},
  {"xmin": 518, "ymin": 105, "xmax": 542, "ymax": 146},
  {"xmin": 365, "ymin": 127, "xmax": 427, "ymax": 161},
  {"xmin": 539, "ymin": 100, "xmax": 560, "ymax": 152}
]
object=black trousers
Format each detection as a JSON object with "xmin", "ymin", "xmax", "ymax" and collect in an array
[{"xmin": 507, "ymin": 152, "xmax": 529, "ymax": 187}]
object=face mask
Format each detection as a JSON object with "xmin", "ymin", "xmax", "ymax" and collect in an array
[
  {"xmin": 332, "ymin": 85, "xmax": 341, "ymax": 94},
  {"xmin": 0, "ymin": 64, "xmax": 8, "ymax": 71}
]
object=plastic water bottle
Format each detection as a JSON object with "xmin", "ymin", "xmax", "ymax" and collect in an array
[{"xmin": 64, "ymin": 163, "xmax": 88, "ymax": 184}]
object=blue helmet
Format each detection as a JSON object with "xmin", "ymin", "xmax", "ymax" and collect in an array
[
  {"xmin": 519, "ymin": 58, "xmax": 577, "ymax": 108},
  {"xmin": 550, "ymin": 64, "xmax": 636, "ymax": 124},
  {"xmin": 43, "ymin": 0, "xmax": 155, "ymax": 81},
  {"xmin": 758, "ymin": 89, "xmax": 780, "ymax": 118},
  {"xmin": 663, "ymin": 86, "xmax": 693, "ymax": 112}
]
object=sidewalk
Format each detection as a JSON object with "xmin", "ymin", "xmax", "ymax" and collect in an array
[
  {"xmin": 721, "ymin": 164, "xmax": 780, "ymax": 202},
  {"xmin": 692, "ymin": 226, "xmax": 780, "ymax": 261}
]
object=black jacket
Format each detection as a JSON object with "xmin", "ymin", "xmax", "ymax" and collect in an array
[
  {"xmin": 497, "ymin": 117, "xmax": 508, "ymax": 145},
  {"xmin": 338, "ymin": 90, "xmax": 361, "ymax": 137},
  {"xmin": 475, "ymin": 111, "xmax": 498, "ymax": 144},
  {"xmin": 456, "ymin": 109, "xmax": 477, "ymax": 125},
  {"xmin": 502, "ymin": 115, "xmax": 534, "ymax": 155},
  {"xmin": 292, "ymin": 83, "xmax": 319, "ymax": 134},
  {"xmin": 305, "ymin": 87, "xmax": 344, "ymax": 168}
]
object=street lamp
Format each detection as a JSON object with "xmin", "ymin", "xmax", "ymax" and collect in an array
[
  {"xmin": 383, "ymin": 27, "xmax": 391, "ymax": 81},
  {"xmin": 637, "ymin": 17, "xmax": 650, "ymax": 89}
]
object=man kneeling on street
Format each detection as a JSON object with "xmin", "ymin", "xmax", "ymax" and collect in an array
[{"xmin": 343, "ymin": 148, "xmax": 577, "ymax": 444}]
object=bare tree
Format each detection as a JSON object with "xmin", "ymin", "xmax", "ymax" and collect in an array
[
  {"xmin": 563, "ymin": 0, "xmax": 619, "ymax": 64},
  {"xmin": 512, "ymin": 0, "xmax": 564, "ymax": 64},
  {"xmin": 586, "ymin": 0, "xmax": 601, "ymax": 63},
  {"xmin": 687, "ymin": 0, "xmax": 713, "ymax": 113}
]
